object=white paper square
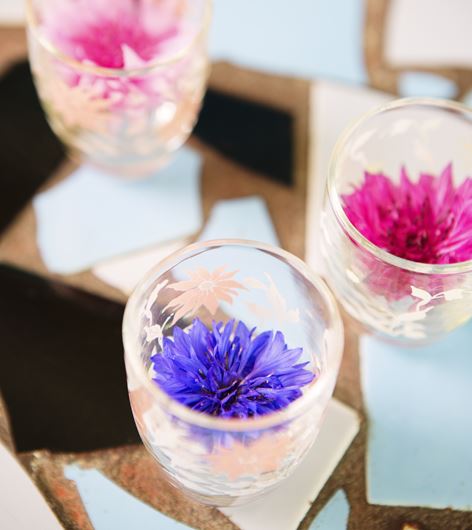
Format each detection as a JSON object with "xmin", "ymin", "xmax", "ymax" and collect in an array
[
  {"xmin": 93, "ymin": 239, "xmax": 188, "ymax": 295},
  {"xmin": 0, "ymin": 443, "xmax": 62, "ymax": 530},
  {"xmin": 220, "ymin": 399, "xmax": 359, "ymax": 530},
  {"xmin": 385, "ymin": 0, "xmax": 472, "ymax": 68},
  {"xmin": 305, "ymin": 81, "xmax": 392, "ymax": 273}
]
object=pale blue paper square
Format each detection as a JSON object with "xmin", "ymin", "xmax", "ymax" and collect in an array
[
  {"xmin": 398, "ymin": 72, "xmax": 457, "ymax": 99},
  {"xmin": 34, "ymin": 148, "xmax": 202, "ymax": 274},
  {"xmin": 64, "ymin": 466, "xmax": 194, "ymax": 530},
  {"xmin": 194, "ymin": 195, "xmax": 287, "ymax": 331},
  {"xmin": 192, "ymin": 196, "xmax": 305, "ymax": 352},
  {"xmin": 361, "ymin": 321, "xmax": 472, "ymax": 509},
  {"xmin": 210, "ymin": 0, "xmax": 366, "ymax": 83},
  {"xmin": 308, "ymin": 489, "xmax": 349, "ymax": 530},
  {"xmin": 198, "ymin": 196, "xmax": 279, "ymax": 246}
]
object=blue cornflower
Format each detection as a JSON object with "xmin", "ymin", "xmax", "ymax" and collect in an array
[{"xmin": 151, "ymin": 318, "xmax": 315, "ymax": 419}]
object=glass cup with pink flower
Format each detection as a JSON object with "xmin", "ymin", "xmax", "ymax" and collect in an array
[
  {"xmin": 123, "ymin": 239, "xmax": 343, "ymax": 506},
  {"xmin": 321, "ymin": 98, "xmax": 472, "ymax": 344},
  {"xmin": 26, "ymin": 0, "xmax": 211, "ymax": 177}
]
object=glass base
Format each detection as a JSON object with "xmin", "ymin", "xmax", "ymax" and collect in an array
[{"xmin": 173, "ymin": 477, "xmax": 282, "ymax": 508}]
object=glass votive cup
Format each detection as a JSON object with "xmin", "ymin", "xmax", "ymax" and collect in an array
[
  {"xmin": 321, "ymin": 98, "xmax": 472, "ymax": 344},
  {"xmin": 26, "ymin": 0, "xmax": 211, "ymax": 177},
  {"xmin": 123, "ymin": 239, "xmax": 343, "ymax": 506}
]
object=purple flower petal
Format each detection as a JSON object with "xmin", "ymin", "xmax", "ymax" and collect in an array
[{"xmin": 151, "ymin": 318, "xmax": 315, "ymax": 418}]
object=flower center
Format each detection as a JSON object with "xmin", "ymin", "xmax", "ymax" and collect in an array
[{"xmin": 151, "ymin": 318, "xmax": 315, "ymax": 419}]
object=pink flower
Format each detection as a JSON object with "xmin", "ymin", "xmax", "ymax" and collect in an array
[
  {"xmin": 40, "ymin": 0, "xmax": 183, "ymax": 69},
  {"xmin": 36, "ymin": 0, "xmax": 195, "ymax": 115},
  {"xmin": 38, "ymin": 73, "xmax": 110, "ymax": 132},
  {"xmin": 343, "ymin": 164, "xmax": 472, "ymax": 264}
]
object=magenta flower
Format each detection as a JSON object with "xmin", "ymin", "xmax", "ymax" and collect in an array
[
  {"xmin": 343, "ymin": 164, "xmax": 472, "ymax": 264},
  {"xmin": 41, "ymin": 0, "xmax": 183, "ymax": 69},
  {"xmin": 36, "ymin": 0, "xmax": 194, "ymax": 116}
]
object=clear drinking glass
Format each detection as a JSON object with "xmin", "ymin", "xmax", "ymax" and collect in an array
[
  {"xmin": 123, "ymin": 239, "xmax": 343, "ymax": 506},
  {"xmin": 321, "ymin": 98, "xmax": 472, "ymax": 344},
  {"xmin": 26, "ymin": 0, "xmax": 211, "ymax": 177}
]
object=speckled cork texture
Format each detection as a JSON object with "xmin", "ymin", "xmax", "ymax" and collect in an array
[
  {"xmin": 0, "ymin": 391, "xmax": 14, "ymax": 450},
  {"xmin": 22, "ymin": 446, "xmax": 237, "ymax": 530}
]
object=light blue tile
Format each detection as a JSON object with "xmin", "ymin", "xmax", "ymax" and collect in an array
[
  {"xmin": 64, "ymin": 465, "xmax": 195, "ymax": 530},
  {"xmin": 34, "ymin": 147, "xmax": 202, "ymax": 274},
  {"xmin": 398, "ymin": 72, "xmax": 457, "ymax": 98},
  {"xmin": 308, "ymin": 489, "xmax": 350, "ymax": 530},
  {"xmin": 194, "ymin": 196, "xmax": 288, "ymax": 332},
  {"xmin": 191, "ymin": 196, "xmax": 288, "ymax": 337},
  {"xmin": 182, "ymin": 196, "xmax": 307, "ymax": 353},
  {"xmin": 198, "ymin": 196, "xmax": 279, "ymax": 246},
  {"xmin": 361, "ymin": 321, "xmax": 472, "ymax": 509},
  {"xmin": 210, "ymin": 0, "xmax": 366, "ymax": 84}
]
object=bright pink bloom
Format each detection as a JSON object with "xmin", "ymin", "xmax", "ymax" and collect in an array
[
  {"xmin": 41, "ymin": 0, "xmax": 183, "ymax": 69},
  {"xmin": 343, "ymin": 164, "xmax": 472, "ymax": 264},
  {"xmin": 36, "ymin": 0, "xmax": 194, "ymax": 113}
]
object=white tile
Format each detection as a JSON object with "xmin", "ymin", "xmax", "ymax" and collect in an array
[
  {"xmin": 220, "ymin": 399, "xmax": 359, "ymax": 530},
  {"xmin": 0, "ymin": 1, "xmax": 25, "ymax": 25},
  {"xmin": 93, "ymin": 239, "xmax": 188, "ymax": 295},
  {"xmin": 0, "ymin": 442, "xmax": 62, "ymax": 530},
  {"xmin": 386, "ymin": 0, "xmax": 472, "ymax": 68},
  {"xmin": 305, "ymin": 81, "xmax": 391, "ymax": 273}
]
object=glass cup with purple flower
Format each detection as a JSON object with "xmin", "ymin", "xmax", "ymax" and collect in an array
[
  {"xmin": 123, "ymin": 239, "xmax": 343, "ymax": 506},
  {"xmin": 321, "ymin": 98, "xmax": 472, "ymax": 344},
  {"xmin": 26, "ymin": 0, "xmax": 211, "ymax": 177}
]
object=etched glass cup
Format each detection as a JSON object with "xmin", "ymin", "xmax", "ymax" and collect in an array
[
  {"xmin": 321, "ymin": 98, "xmax": 472, "ymax": 344},
  {"xmin": 123, "ymin": 240, "xmax": 343, "ymax": 506},
  {"xmin": 26, "ymin": 0, "xmax": 211, "ymax": 177}
]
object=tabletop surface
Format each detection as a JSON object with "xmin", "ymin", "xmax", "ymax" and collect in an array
[{"xmin": 0, "ymin": 25, "xmax": 471, "ymax": 530}]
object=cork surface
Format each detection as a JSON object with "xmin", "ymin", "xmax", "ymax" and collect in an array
[
  {"xmin": 0, "ymin": 391, "xmax": 14, "ymax": 451},
  {"xmin": 1, "ymin": 26, "xmax": 471, "ymax": 530},
  {"xmin": 22, "ymin": 447, "xmax": 237, "ymax": 530}
]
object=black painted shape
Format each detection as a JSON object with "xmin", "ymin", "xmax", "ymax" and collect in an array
[
  {"xmin": 194, "ymin": 88, "xmax": 294, "ymax": 186},
  {"xmin": 0, "ymin": 61, "xmax": 65, "ymax": 232},
  {"xmin": 0, "ymin": 265, "xmax": 140, "ymax": 453}
]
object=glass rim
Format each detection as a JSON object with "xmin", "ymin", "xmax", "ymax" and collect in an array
[
  {"xmin": 123, "ymin": 238, "xmax": 344, "ymax": 432},
  {"xmin": 328, "ymin": 96, "xmax": 472, "ymax": 275},
  {"xmin": 25, "ymin": 0, "xmax": 212, "ymax": 77}
]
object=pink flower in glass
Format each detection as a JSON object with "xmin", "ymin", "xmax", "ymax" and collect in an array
[
  {"xmin": 343, "ymin": 164, "xmax": 472, "ymax": 264},
  {"xmin": 39, "ymin": 0, "xmax": 191, "ymax": 111},
  {"xmin": 42, "ymin": 0, "xmax": 181, "ymax": 69}
]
